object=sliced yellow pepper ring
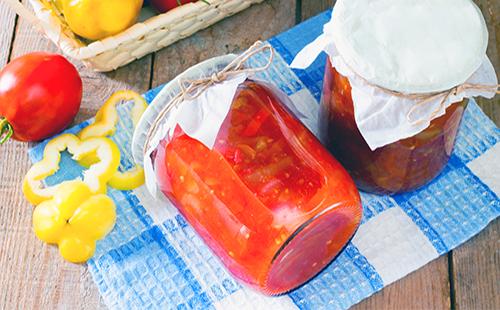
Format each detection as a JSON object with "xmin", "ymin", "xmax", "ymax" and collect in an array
[
  {"xmin": 79, "ymin": 90, "xmax": 147, "ymax": 139},
  {"xmin": 78, "ymin": 90, "xmax": 148, "ymax": 191},
  {"xmin": 23, "ymin": 133, "xmax": 121, "ymax": 205},
  {"xmin": 33, "ymin": 180, "xmax": 116, "ymax": 263},
  {"xmin": 107, "ymin": 166, "xmax": 145, "ymax": 191}
]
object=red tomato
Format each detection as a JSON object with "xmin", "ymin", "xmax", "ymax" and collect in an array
[
  {"xmin": 0, "ymin": 52, "xmax": 82, "ymax": 143},
  {"xmin": 149, "ymin": 0, "xmax": 199, "ymax": 13}
]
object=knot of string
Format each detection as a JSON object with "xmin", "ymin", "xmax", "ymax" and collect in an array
[{"xmin": 144, "ymin": 41, "xmax": 274, "ymax": 155}]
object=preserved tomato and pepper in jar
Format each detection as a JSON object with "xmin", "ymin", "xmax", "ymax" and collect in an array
[
  {"xmin": 320, "ymin": 63, "xmax": 467, "ymax": 194},
  {"xmin": 291, "ymin": 0, "xmax": 497, "ymax": 195},
  {"xmin": 150, "ymin": 78, "xmax": 362, "ymax": 294}
]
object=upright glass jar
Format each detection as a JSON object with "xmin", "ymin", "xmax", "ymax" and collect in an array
[
  {"xmin": 290, "ymin": 0, "xmax": 495, "ymax": 195},
  {"xmin": 320, "ymin": 63, "xmax": 468, "ymax": 194},
  {"xmin": 135, "ymin": 55, "xmax": 363, "ymax": 295}
]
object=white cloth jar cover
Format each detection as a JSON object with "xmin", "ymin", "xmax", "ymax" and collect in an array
[
  {"xmin": 142, "ymin": 72, "xmax": 248, "ymax": 198},
  {"xmin": 291, "ymin": 0, "xmax": 498, "ymax": 150}
]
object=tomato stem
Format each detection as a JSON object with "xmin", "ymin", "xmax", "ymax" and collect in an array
[{"xmin": 0, "ymin": 118, "xmax": 13, "ymax": 145}]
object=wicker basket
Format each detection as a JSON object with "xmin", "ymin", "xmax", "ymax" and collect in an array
[{"xmin": 5, "ymin": 0, "xmax": 264, "ymax": 72}]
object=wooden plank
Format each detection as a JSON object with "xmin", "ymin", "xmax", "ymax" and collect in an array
[
  {"xmin": 452, "ymin": 220, "xmax": 499, "ymax": 310},
  {"xmin": 473, "ymin": 0, "xmax": 500, "ymax": 123},
  {"xmin": 301, "ymin": 0, "xmax": 335, "ymax": 21},
  {"xmin": 452, "ymin": 1, "xmax": 499, "ymax": 307},
  {"xmin": 0, "ymin": 0, "xmax": 17, "ymax": 66},
  {"xmin": 0, "ymin": 1, "xmax": 152, "ymax": 309},
  {"xmin": 152, "ymin": 0, "xmax": 296, "ymax": 86},
  {"xmin": 352, "ymin": 256, "xmax": 451, "ymax": 310}
]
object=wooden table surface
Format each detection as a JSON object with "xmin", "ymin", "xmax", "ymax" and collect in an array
[{"xmin": 0, "ymin": 0, "xmax": 498, "ymax": 309}]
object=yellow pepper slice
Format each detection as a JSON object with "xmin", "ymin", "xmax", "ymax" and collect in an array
[
  {"xmin": 79, "ymin": 90, "xmax": 147, "ymax": 139},
  {"xmin": 107, "ymin": 167, "xmax": 145, "ymax": 191},
  {"xmin": 33, "ymin": 180, "xmax": 116, "ymax": 263},
  {"xmin": 79, "ymin": 90, "xmax": 148, "ymax": 191},
  {"xmin": 23, "ymin": 133, "xmax": 121, "ymax": 205}
]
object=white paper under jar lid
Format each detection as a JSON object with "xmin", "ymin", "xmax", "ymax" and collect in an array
[{"xmin": 331, "ymin": 0, "xmax": 489, "ymax": 94}]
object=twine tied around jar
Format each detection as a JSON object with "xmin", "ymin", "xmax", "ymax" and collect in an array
[
  {"xmin": 403, "ymin": 83, "xmax": 500, "ymax": 125},
  {"xmin": 365, "ymin": 76, "xmax": 499, "ymax": 126},
  {"xmin": 338, "ymin": 58, "xmax": 500, "ymax": 126},
  {"xmin": 143, "ymin": 41, "xmax": 274, "ymax": 156}
]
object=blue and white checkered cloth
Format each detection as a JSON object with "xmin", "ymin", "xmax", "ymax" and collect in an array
[{"xmin": 29, "ymin": 10, "xmax": 499, "ymax": 310}]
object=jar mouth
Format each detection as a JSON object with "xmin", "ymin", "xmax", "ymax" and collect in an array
[
  {"xmin": 131, "ymin": 54, "xmax": 238, "ymax": 166},
  {"xmin": 263, "ymin": 202, "xmax": 363, "ymax": 295}
]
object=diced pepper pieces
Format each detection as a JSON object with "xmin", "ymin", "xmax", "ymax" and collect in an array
[{"xmin": 242, "ymin": 108, "xmax": 270, "ymax": 137}]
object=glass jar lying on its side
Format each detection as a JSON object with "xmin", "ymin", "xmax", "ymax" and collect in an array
[
  {"xmin": 134, "ymin": 50, "xmax": 362, "ymax": 295},
  {"xmin": 320, "ymin": 62, "xmax": 467, "ymax": 195},
  {"xmin": 150, "ymin": 77, "xmax": 362, "ymax": 295}
]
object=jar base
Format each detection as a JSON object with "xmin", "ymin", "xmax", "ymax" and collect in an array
[
  {"xmin": 353, "ymin": 159, "xmax": 451, "ymax": 196},
  {"xmin": 263, "ymin": 203, "xmax": 362, "ymax": 295}
]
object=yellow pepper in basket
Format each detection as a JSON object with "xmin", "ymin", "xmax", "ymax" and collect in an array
[
  {"xmin": 23, "ymin": 133, "xmax": 121, "ymax": 205},
  {"xmin": 60, "ymin": 0, "xmax": 144, "ymax": 41},
  {"xmin": 79, "ymin": 90, "xmax": 148, "ymax": 191},
  {"xmin": 33, "ymin": 180, "xmax": 116, "ymax": 263}
]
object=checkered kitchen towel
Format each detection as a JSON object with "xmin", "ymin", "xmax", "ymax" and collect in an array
[{"xmin": 29, "ymin": 10, "xmax": 499, "ymax": 310}]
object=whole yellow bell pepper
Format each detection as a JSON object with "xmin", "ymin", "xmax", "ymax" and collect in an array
[
  {"xmin": 33, "ymin": 180, "xmax": 116, "ymax": 263},
  {"xmin": 61, "ymin": 0, "xmax": 144, "ymax": 41},
  {"xmin": 23, "ymin": 133, "xmax": 121, "ymax": 205},
  {"xmin": 79, "ymin": 90, "xmax": 148, "ymax": 191}
]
